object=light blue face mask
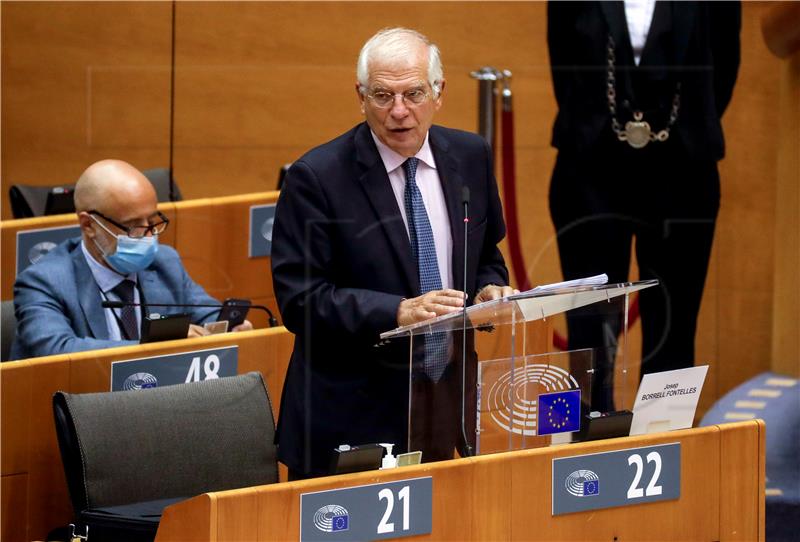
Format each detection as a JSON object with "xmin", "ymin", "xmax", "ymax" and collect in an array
[{"xmin": 91, "ymin": 216, "xmax": 159, "ymax": 274}]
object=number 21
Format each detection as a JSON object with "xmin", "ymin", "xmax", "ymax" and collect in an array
[{"xmin": 377, "ymin": 486, "xmax": 410, "ymax": 534}]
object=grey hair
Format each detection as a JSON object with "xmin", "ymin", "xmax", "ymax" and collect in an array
[{"xmin": 356, "ymin": 27, "xmax": 443, "ymax": 97}]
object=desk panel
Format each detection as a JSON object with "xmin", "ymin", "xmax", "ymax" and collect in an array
[
  {"xmin": 0, "ymin": 327, "xmax": 292, "ymax": 542},
  {"xmin": 156, "ymin": 422, "xmax": 765, "ymax": 542}
]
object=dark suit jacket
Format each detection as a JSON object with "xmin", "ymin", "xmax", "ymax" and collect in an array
[
  {"xmin": 271, "ymin": 122, "xmax": 509, "ymax": 475},
  {"xmin": 548, "ymin": 0, "xmax": 740, "ymax": 161},
  {"xmin": 11, "ymin": 237, "xmax": 220, "ymax": 360}
]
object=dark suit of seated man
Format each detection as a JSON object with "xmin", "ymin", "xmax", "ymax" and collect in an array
[{"xmin": 10, "ymin": 159, "xmax": 252, "ymax": 360}]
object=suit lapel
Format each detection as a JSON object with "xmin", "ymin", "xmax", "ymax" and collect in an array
[
  {"xmin": 639, "ymin": 0, "xmax": 672, "ymax": 72},
  {"xmin": 670, "ymin": 1, "xmax": 698, "ymax": 67},
  {"xmin": 72, "ymin": 246, "xmax": 109, "ymax": 340},
  {"xmin": 430, "ymin": 128, "xmax": 466, "ymax": 292},
  {"xmin": 600, "ymin": 1, "xmax": 635, "ymax": 64},
  {"xmin": 354, "ymin": 124, "xmax": 418, "ymax": 293}
]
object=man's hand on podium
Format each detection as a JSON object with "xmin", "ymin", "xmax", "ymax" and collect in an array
[
  {"xmin": 475, "ymin": 284, "xmax": 518, "ymax": 303},
  {"xmin": 396, "ymin": 289, "xmax": 465, "ymax": 327}
]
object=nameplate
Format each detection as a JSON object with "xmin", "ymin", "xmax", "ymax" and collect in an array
[
  {"xmin": 300, "ymin": 477, "xmax": 432, "ymax": 542},
  {"xmin": 16, "ymin": 225, "xmax": 81, "ymax": 275},
  {"xmin": 249, "ymin": 203, "xmax": 276, "ymax": 258},
  {"xmin": 110, "ymin": 346, "xmax": 238, "ymax": 391},
  {"xmin": 552, "ymin": 443, "xmax": 680, "ymax": 515},
  {"xmin": 630, "ymin": 365, "xmax": 708, "ymax": 436}
]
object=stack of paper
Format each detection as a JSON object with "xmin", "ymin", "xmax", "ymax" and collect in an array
[{"xmin": 524, "ymin": 273, "xmax": 608, "ymax": 294}]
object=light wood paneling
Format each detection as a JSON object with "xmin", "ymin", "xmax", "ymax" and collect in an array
[
  {"xmin": 710, "ymin": 3, "xmax": 782, "ymax": 398},
  {"xmin": 0, "ymin": 1, "xmax": 172, "ymax": 219},
  {"xmin": 763, "ymin": 1, "xmax": 800, "ymax": 376},
  {"xmin": 153, "ymin": 493, "xmax": 214, "ymax": 542},
  {"xmin": 0, "ymin": 362, "xmax": 31, "ymax": 476},
  {"xmin": 1, "ymin": 474, "xmax": 28, "ymax": 542},
  {"xmin": 719, "ymin": 419, "xmax": 766, "ymax": 541}
]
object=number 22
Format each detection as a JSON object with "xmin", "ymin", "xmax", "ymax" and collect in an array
[{"xmin": 627, "ymin": 451, "xmax": 663, "ymax": 499}]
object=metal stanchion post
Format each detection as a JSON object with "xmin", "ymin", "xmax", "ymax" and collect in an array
[{"xmin": 470, "ymin": 67, "xmax": 500, "ymax": 151}]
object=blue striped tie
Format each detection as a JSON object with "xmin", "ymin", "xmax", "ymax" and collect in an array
[{"xmin": 403, "ymin": 158, "xmax": 449, "ymax": 381}]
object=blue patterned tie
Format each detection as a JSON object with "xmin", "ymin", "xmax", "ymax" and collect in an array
[{"xmin": 403, "ymin": 158, "xmax": 449, "ymax": 381}]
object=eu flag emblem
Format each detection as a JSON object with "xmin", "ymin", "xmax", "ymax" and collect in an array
[
  {"xmin": 583, "ymin": 479, "xmax": 599, "ymax": 495},
  {"xmin": 537, "ymin": 389, "xmax": 581, "ymax": 435},
  {"xmin": 331, "ymin": 514, "xmax": 349, "ymax": 532}
]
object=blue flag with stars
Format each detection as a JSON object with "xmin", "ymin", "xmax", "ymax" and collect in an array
[{"xmin": 537, "ymin": 389, "xmax": 581, "ymax": 435}]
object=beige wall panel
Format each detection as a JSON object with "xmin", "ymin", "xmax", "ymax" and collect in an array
[
  {"xmin": 0, "ymin": 1, "xmax": 172, "ymax": 219},
  {"xmin": 771, "ymin": 52, "xmax": 800, "ymax": 376},
  {"xmin": 710, "ymin": 3, "xmax": 781, "ymax": 393},
  {"xmin": 170, "ymin": 2, "xmax": 547, "ymax": 201}
]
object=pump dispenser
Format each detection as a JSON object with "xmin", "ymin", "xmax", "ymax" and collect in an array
[{"xmin": 379, "ymin": 443, "xmax": 396, "ymax": 469}]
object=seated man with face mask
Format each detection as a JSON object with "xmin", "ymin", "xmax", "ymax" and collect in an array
[{"xmin": 9, "ymin": 159, "xmax": 252, "ymax": 360}]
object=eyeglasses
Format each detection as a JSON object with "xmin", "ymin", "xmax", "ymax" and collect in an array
[
  {"xmin": 89, "ymin": 210, "xmax": 169, "ymax": 238},
  {"xmin": 365, "ymin": 87, "xmax": 432, "ymax": 108}
]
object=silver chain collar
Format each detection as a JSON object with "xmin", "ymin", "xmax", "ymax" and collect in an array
[{"xmin": 607, "ymin": 35, "xmax": 681, "ymax": 149}]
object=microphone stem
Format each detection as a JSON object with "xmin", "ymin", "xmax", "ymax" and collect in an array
[
  {"xmin": 461, "ymin": 199, "xmax": 474, "ymax": 457},
  {"xmin": 102, "ymin": 301, "xmax": 279, "ymax": 327}
]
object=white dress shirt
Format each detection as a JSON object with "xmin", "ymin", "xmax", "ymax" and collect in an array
[
  {"xmin": 371, "ymin": 131, "xmax": 453, "ymax": 290},
  {"xmin": 624, "ymin": 0, "xmax": 657, "ymax": 66},
  {"xmin": 81, "ymin": 240, "xmax": 141, "ymax": 340}
]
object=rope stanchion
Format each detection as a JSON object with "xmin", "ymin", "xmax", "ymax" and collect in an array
[{"xmin": 499, "ymin": 72, "xmax": 531, "ymax": 292}]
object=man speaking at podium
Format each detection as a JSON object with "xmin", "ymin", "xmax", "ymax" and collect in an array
[
  {"xmin": 272, "ymin": 28, "xmax": 513, "ymax": 479},
  {"xmin": 11, "ymin": 159, "xmax": 252, "ymax": 360}
]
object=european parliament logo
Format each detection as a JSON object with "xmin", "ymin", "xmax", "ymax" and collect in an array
[
  {"xmin": 122, "ymin": 372, "xmax": 158, "ymax": 391},
  {"xmin": 537, "ymin": 389, "xmax": 581, "ymax": 435},
  {"xmin": 565, "ymin": 469, "xmax": 600, "ymax": 497},
  {"xmin": 313, "ymin": 504, "xmax": 350, "ymax": 533}
]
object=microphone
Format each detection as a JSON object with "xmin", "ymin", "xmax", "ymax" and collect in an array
[
  {"xmin": 460, "ymin": 185, "xmax": 474, "ymax": 457},
  {"xmin": 101, "ymin": 300, "xmax": 279, "ymax": 328}
]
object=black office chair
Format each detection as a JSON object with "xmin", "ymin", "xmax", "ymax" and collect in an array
[
  {"xmin": 9, "ymin": 184, "xmax": 75, "ymax": 218},
  {"xmin": 141, "ymin": 168, "xmax": 182, "ymax": 202},
  {"xmin": 52, "ymin": 372, "xmax": 277, "ymax": 541},
  {"xmin": 1, "ymin": 300, "xmax": 17, "ymax": 362},
  {"xmin": 9, "ymin": 169, "xmax": 181, "ymax": 219}
]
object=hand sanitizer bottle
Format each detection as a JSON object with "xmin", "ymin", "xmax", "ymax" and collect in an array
[{"xmin": 379, "ymin": 443, "xmax": 397, "ymax": 469}]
